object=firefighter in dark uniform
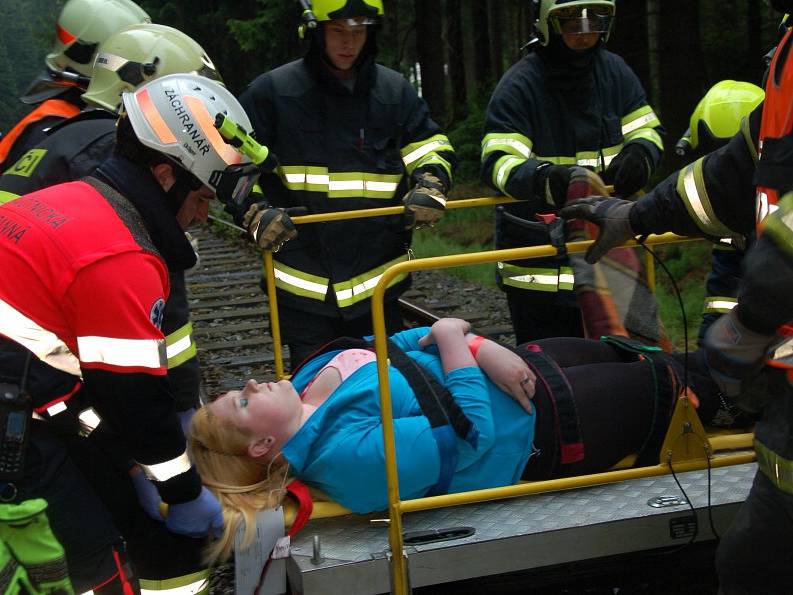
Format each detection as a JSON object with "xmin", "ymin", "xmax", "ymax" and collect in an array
[
  {"xmin": 481, "ymin": 0, "xmax": 664, "ymax": 343},
  {"xmin": 0, "ymin": 23, "xmax": 221, "ymax": 425},
  {"xmin": 0, "ymin": 74, "xmax": 260, "ymax": 594},
  {"xmin": 0, "ymin": 0, "xmax": 150, "ymax": 172},
  {"xmin": 236, "ymin": 0, "xmax": 457, "ymax": 368},
  {"xmin": 675, "ymin": 80, "xmax": 765, "ymax": 346},
  {"xmin": 560, "ymin": 3, "xmax": 793, "ymax": 589}
]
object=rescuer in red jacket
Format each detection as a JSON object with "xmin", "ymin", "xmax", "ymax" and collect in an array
[{"xmin": 0, "ymin": 74, "xmax": 260, "ymax": 594}]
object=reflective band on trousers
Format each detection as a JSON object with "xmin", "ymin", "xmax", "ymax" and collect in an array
[
  {"xmin": 139, "ymin": 451, "xmax": 192, "ymax": 482},
  {"xmin": 755, "ymin": 438, "xmax": 793, "ymax": 495},
  {"xmin": 0, "ymin": 190, "xmax": 20, "ymax": 204},
  {"xmin": 139, "ymin": 569, "xmax": 211, "ymax": 595},
  {"xmin": 77, "ymin": 335, "xmax": 166, "ymax": 370},
  {"xmin": 498, "ymin": 263, "xmax": 575, "ymax": 292},
  {"xmin": 165, "ymin": 322, "xmax": 196, "ymax": 368},
  {"xmin": 703, "ymin": 297, "xmax": 738, "ymax": 314},
  {"xmin": 0, "ymin": 297, "xmax": 81, "ymax": 376}
]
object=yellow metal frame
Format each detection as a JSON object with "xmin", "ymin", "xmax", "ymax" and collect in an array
[{"xmin": 259, "ymin": 198, "xmax": 755, "ymax": 594}]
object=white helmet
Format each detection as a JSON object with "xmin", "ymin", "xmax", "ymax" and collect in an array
[
  {"xmin": 45, "ymin": 0, "xmax": 151, "ymax": 79},
  {"xmin": 121, "ymin": 73, "xmax": 259, "ymax": 205}
]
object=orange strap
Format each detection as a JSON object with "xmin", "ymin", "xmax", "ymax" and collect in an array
[{"xmin": 0, "ymin": 98, "xmax": 80, "ymax": 166}]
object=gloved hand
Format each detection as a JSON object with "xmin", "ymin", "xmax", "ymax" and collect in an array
[
  {"xmin": 165, "ymin": 487, "xmax": 224, "ymax": 539},
  {"xmin": 604, "ymin": 144, "xmax": 651, "ymax": 197},
  {"xmin": 402, "ymin": 172, "xmax": 447, "ymax": 229},
  {"xmin": 704, "ymin": 308, "xmax": 775, "ymax": 412},
  {"xmin": 243, "ymin": 202, "xmax": 305, "ymax": 252},
  {"xmin": 130, "ymin": 466, "xmax": 164, "ymax": 522},
  {"xmin": 558, "ymin": 196, "xmax": 637, "ymax": 263},
  {"xmin": 533, "ymin": 164, "xmax": 572, "ymax": 207}
]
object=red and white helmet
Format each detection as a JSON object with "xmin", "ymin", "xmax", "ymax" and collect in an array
[{"xmin": 121, "ymin": 73, "xmax": 259, "ymax": 204}]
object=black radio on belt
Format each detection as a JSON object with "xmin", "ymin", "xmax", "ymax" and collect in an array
[{"xmin": 0, "ymin": 382, "xmax": 31, "ymax": 480}]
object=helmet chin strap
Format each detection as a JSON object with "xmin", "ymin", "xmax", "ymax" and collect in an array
[{"xmin": 165, "ymin": 166, "xmax": 203, "ymax": 215}]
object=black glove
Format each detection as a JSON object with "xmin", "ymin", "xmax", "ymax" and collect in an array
[
  {"xmin": 604, "ymin": 144, "xmax": 651, "ymax": 197},
  {"xmin": 242, "ymin": 202, "xmax": 305, "ymax": 252},
  {"xmin": 558, "ymin": 196, "xmax": 636, "ymax": 263},
  {"xmin": 704, "ymin": 309, "xmax": 775, "ymax": 413},
  {"xmin": 533, "ymin": 164, "xmax": 572, "ymax": 208},
  {"xmin": 403, "ymin": 172, "xmax": 447, "ymax": 229}
]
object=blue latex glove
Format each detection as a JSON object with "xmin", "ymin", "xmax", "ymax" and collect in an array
[
  {"xmin": 166, "ymin": 487, "xmax": 224, "ymax": 538},
  {"xmin": 130, "ymin": 467, "xmax": 164, "ymax": 522},
  {"xmin": 177, "ymin": 408, "xmax": 196, "ymax": 436}
]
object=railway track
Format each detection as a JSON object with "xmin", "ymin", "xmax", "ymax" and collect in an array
[{"xmin": 186, "ymin": 216, "xmax": 513, "ymax": 399}]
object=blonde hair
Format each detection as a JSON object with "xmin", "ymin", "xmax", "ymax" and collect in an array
[{"xmin": 188, "ymin": 406, "xmax": 291, "ymax": 564}]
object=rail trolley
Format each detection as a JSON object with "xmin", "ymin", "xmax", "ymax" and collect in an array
[{"xmin": 193, "ymin": 198, "xmax": 757, "ymax": 595}]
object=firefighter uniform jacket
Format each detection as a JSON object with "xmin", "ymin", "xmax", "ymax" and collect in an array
[
  {"xmin": 482, "ymin": 45, "xmax": 663, "ymax": 302},
  {"xmin": 629, "ymin": 28, "xmax": 793, "ymax": 496},
  {"xmin": 0, "ymin": 112, "xmax": 200, "ymax": 412},
  {"xmin": 0, "ymin": 92, "xmax": 82, "ymax": 173},
  {"xmin": 239, "ymin": 50, "xmax": 457, "ymax": 320},
  {"xmin": 0, "ymin": 162, "xmax": 201, "ymax": 504}
]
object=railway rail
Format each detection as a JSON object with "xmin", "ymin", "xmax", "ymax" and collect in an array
[{"xmin": 187, "ymin": 215, "xmax": 513, "ymax": 398}]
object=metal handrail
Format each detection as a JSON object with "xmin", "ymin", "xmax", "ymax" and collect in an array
[{"xmin": 368, "ymin": 233, "xmax": 752, "ymax": 594}]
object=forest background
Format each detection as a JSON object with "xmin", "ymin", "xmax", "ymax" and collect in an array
[{"xmin": 0, "ymin": 0, "xmax": 784, "ymax": 347}]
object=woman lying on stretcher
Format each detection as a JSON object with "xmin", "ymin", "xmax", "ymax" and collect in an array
[{"xmin": 188, "ymin": 318, "xmax": 748, "ymax": 562}]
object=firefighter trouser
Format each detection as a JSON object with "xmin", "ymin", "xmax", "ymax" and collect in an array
[
  {"xmin": 15, "ymin": 422, "xmax": 207, "ymax": 594},
  {"xmin": 716, "ymin": 470, "xmax": 793, "ymax": 594}
]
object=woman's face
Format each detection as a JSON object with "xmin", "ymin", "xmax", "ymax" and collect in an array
[
  {"xmin": 323, "ymin": 18, "xmax": 368, "ymax": 73},
  {"xmin": 210, "ymin": 378, "xmax": 302, "ymax": 443}
]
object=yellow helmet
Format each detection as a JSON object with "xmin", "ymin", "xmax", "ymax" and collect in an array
[
  {"xmin": 310, "ymin": 0, "xmax": 383, "ymax": 22},
  {"xmin": 536, "ymin": 0, "xmax": 615, "ymax": 46},
  {"xmin": 689, "ymin": 80, "xmax": 764, "ymax": 150},
  {"xmin": 45, "ymin": 0, "xmax": 151, "ymax": 80},
  {"xmin": 82, "ymin": 24, "xmax": 221, "ymax": 112}
]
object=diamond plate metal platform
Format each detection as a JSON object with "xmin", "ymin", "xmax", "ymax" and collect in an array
[{"xmin": 287, "ymin": 463, "xmax": 757, "ymax": 595}]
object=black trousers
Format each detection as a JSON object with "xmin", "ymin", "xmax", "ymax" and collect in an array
[
  {"xmin": 716, "ymin": 470, "xmax": 793, "ymax": 594},
  {"xmin": 505, "ymin": 287, "xmax": 584, "ymax": 344},
  {"xmin": 16, "ymin": 422, "xmax": 205, "ymax": 593}
]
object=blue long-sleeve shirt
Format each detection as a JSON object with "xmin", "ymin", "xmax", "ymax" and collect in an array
[{"xmin": 282, "ymin": 327, "xmax": 536, "ymax": 513}]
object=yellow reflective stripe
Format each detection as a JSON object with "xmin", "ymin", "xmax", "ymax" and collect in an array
[
  {"xmin": 139, "ymin": 570, "xmax": 210, "ymax": 595},
  {"xmin": 498, "ymin": 263, "xmax": 575, "ymax": 292},
  {"xmin": 0, "ymin": 297, "xmax": 81, "ymax": 376},
  {"xmin": 493, "ymin": 155, "xmax": 525, "ymax": 193},
  {"xmin": 414, "ymin": 152, "xmax": 453, "ymax": 181},
  {"xmin": 273, "ymin": 261, "xmax": 329, "ymax": 300},
  {"xmin": 755, "ymin": 439, "xmax": 793, "ymax": 495},
  {"xmin": 621, "ymin": 106, "xmax": 661, "ymax": 135},
  {"xmin": 676, "ymin": 159, "xmax": 735, "ymax": 237},
  {"xmin": 77, "ymin": 335, "xmax": 166, "ymax": 370},
  {"xmin": 624, "ymin": 127, "xmax": 664, "ymax": 151},
  {"xmin": 139, "ymin": 451, "xmax": 192, "ymax": 482},
  {"xmin": 703, "ymin": 296, "xmax": 738, "ymax": 314},
  {"xmin": 165, "ymin": 322, "xmax": 196, "ymax": 368},
  {"xmin": 741, "ymin": 116, "xmax": 759, "ymax": 164},
  {"xmin": 401, "ymin": 134, "xmax": 453, "ymax": 169},
  {"xmin": 481, "ymin": 132, "xmax": 533, "ymax": 159},
  {"xmin": 0, "ymin": 190, "xmax": 20, "ymax": 204},
  {"xmin": 765, "ymin": 193, "xmax": 793, "ymax": 257},
  {"xmin": 279, "ymin": 166, "xmax": 402, "ymax": 198},
  {"xmin": 333, "ymin": 254, "xmax": 409, "ymax": 307}
]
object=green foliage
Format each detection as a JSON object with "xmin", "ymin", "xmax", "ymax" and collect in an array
[
  {"xmin": 445, "ymin": 95, "xmax": 488, "ymax": 186},
  {"xmin": 0, "ymin": 0, "xmax": 62, "ymax": 133}
]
